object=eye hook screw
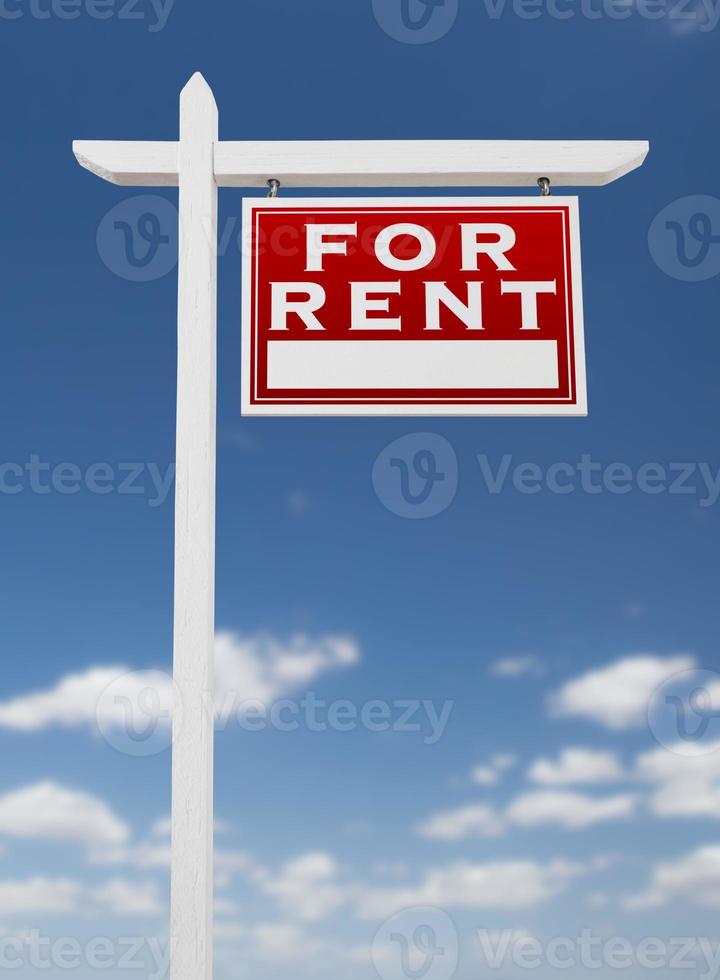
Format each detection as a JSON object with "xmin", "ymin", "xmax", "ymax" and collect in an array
[{"xmin": 537, "ymin": 177, "xmax": 551, "ymax": 197}]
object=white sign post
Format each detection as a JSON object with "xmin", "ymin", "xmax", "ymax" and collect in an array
[
  {"xmin": 74, "ymin": 72, "xmax": 648, "ymax": 980},
  {"xmin": 170, "ymin": 76, "xmax": 217, "ymax": 980}
]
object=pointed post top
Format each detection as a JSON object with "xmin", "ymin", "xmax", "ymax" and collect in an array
[
  {"xmin": 180, "ymin": 72, "xmax": 218, "ymax": 140},
  {"xmin": 180, "ymin": 72, "xmax": 218, "ymax": 113}
]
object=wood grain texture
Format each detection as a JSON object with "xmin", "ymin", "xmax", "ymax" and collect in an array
[
  {"xmin": 170, "ymin": 72, "xmax": 217, "ymax": 980},
  {"xmin": 73, "ymin": 138, "xmax": 649, "ymax": 187}
]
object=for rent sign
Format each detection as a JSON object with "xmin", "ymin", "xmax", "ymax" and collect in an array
[{"xmin": 241, "ymin": 197, "xmax": 586, "ymax": 415}]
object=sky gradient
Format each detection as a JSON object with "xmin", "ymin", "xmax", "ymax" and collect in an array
[{"xmin": 1, "ymin": 1, "xmax": 720, "ymax": 979}]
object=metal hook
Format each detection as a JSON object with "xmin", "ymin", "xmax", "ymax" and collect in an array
[
  {"xmin": 267, "ymin": 179, "xmax": 280, "ymax": 198},
  {"xmin": 537, "ymin": 177, "xmax": 551, "ymax": 197}
]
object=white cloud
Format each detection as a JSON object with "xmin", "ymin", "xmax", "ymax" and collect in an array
[
  {"xmin": 623, "ymin": 845, "xmax": 720, "ymax": 910},
  {"xmin": 0, "ymin": 878, "xmax": 82, "ymax": 915},
  {"xmin": 356, "ymin": 858, "xmax": 586, "ymax": 919},
  {"xmin": 0, "ymin": 782, "xmax": 245, "ymax": 880},
  {"xmin": 0, "ymin": 876, "xmax": 163, "ymax": 917},
  {"xmin": 474, "ymin": 927, "xmax": 537, "ymax": 960},
  {"xmin": 163, "ymin": 843, "xmax": 596, "ymax": 934},
  {"xmin": 214, "ymin": 923, "xmax": 245, "ymax": 942},
  {"xmin": 215, "ymin": 849, "xmax": 264, "ymax": 889},
  {"xmin": 506, "ymin": 790, "xmax": 637, "ymax": 829},
  {"xmin": 0, "ymin": 631, "xmax": 360, "ymax": 733},
  {"xmin": 635, "ymin": 740, "xmax": 720, "ymax": 781},
  {"xmin": 470, "ymin": 766, "xmax": 498, "ymax": 787},
  {"xmin": 471, "ymin": 753, "xmax": 517, "ymax": 787},
  {"xmin": 416, "ymin": 804, "xmax": 505, "ymax": 841},
  {"xmin": 92, "ymin": 840, "xmax": 172, "ymax": 870},
  {"xmin": 260, "ymin": 852, "xmax": 349, "ymax": 922},
  {"xmin": 215, "ymin": 897, "xmax": 240, "ymax": 917},
  {"xmin": 586, "ymin": 891, "xmax": 610, "ymax": 908},
  {"xmin": 489, "ymin": 656, "xmax": 545, "ymax": 678},
  {"xmin": 247, "ymin": 922, "xmax": 327, "ymax": 961},
  {"xmin": 0, "ymin": 666, "xmax": 138, "ymax": 732},
  {"xmin": 150, "ymin": 816, "xmax": 172, "ymax": 838},
  {"xmin": 370, "ymin": 862, "xmax": 409, "ymax": 878},
  {"xmin": 635, "ymin": 741, "xmax": 720, "ymax": 818},
  {"xmin": 417, "ymin": 782, "xmax": 635, "ymax": 841},
  {"xmin": 214, "ymin": 632, "xmax": 358, "ymax": 709},
  {"xmin": 214, "ymin": 919, "xmax": 357, "ymax": 973},
  {"xmin": 527, "ymin": 748, "xmax": 625, "ymax": 786},
  {"xmin": 91, "ymin": 878, "xmax": 164, "ymax": 916},
  {"xmin": 550, "ymin": 655, "xmax": 695, "ymax": 729},
  {"xmin": 0, "ymin": 782, "xmax": 129, "ymax": 846}
]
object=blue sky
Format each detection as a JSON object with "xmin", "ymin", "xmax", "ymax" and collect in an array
[{"xmin": 1, "ymin": 1, "xmax": 720, "ymax": 978}]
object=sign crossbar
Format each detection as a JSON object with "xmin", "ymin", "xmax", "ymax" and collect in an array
[{"xmin": 73, "ymin": 136, "xmax": 649, "ymax": 188}]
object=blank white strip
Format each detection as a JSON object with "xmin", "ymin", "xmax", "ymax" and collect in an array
[{"xmin": 267, "ymin": 340, "xmax": 559, "ymax": 391}]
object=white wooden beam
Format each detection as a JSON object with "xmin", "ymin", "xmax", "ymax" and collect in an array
[
  {"xmin": 74, "ymin": 140, "xmax": 178, "ymax": 186},
  {"xmin": 213, "ymin": 139, "xmax": 648, "ymax": 187},
  {"xmin": 170, "ymin": 72, "xmax": 217, "ymax": 980},
  {"xmin": 73, "ymin": 138, "xmax": 648, "ymax": 188}
]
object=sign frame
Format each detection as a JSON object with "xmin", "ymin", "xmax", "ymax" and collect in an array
[{"xmin": 241, "ymin": 195, "xmax": 587, "ymax": 417}]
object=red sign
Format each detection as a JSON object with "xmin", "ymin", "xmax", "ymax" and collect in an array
[{"xmin": 242, "ymin": 197, "xmax": 586, "ymax": 416}]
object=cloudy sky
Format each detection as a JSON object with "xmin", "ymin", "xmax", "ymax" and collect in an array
[{"xmin": 1, "ymin": 1, "xmax": 720, "ymax": 979}]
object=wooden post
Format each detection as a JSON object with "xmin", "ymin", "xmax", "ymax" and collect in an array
[{"xmin": 170, "ymin": 72, "xmax": 218, "ymax": 980}]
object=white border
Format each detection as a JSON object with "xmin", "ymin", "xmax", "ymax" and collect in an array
[{"xmin": 241, "ymin": 196, "xmax": 587, "ymax": 417}]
